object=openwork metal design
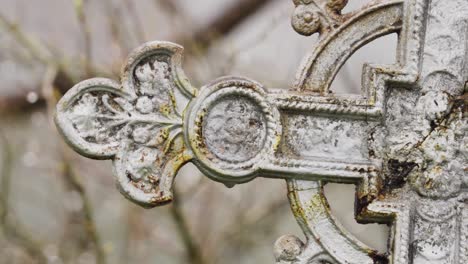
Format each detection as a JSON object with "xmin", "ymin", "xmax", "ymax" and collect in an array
[{"xmin": 55, "ymin": 0, "xmax": 467, "ymax": 263}]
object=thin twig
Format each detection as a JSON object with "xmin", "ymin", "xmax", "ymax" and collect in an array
[
  {"xmin": 119, "ymin": 204, "xmax": 132, "ymax": 264},
  {"xmin": 0, "ymin": 12, "xmax": 113, "ymax": 112},
  {"xmin": 73, "ymin": 0, "xmax": 93, "ymax": 77},
  {"xmin": 155, "ymin": 0, "xmax": 180, "ymax": 16},
  {"xmin": 0, "ymin": 10, "xmax": 93, "ymax": 79},
  {"xmin": 0, "ymin": 0, "xmax": 273, "ymax": 113},
  {"xmin": 0, "ymin": 13, "xmax": 52, "ymax": 64},
  {"xmin": 222, "ymin": 11, "xmax": 284, "ymax": 75},
  {"xmin": 178, "ymin": 0, "xmax": 274, "ymax": 54},
  {"xmin": 124, "ymin": 0, "xmax": 146, "ymax": 43},
  {"xmin": 170, "ymin": 187, "xmax": 206, "ymax": 264},
  {"xmin": 0, "ymin": 132, "xmax": 12, "ymax": 227},
  {"xmin": 0, "ymin": 131, "xmax": 48, "ymax": 264},
  {"xmin": 209, "ymin": 188, "xmax": 289, "ymax": 264},
  {"xmin": 42, "ymin": 66, "xmax": 107, "ymax": 264},
  {"xmin": 101, "ymin": 0, "xmax": 129, "ymax": 76},
  {"xmin": 104, "ymin": 0, "xmax": 134, "ymax": 53},
  {"xmin": 61, "ymin": 161, "xmax": 107, "ymax": 264},
  {"xmin": 155, "ymin": 0, "xmax": 189, "ymax": 33}
]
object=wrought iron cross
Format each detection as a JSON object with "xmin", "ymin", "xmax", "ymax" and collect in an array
[{"xmin": 55, "ymin": 0, "xmax": 467, "ymax": 263}]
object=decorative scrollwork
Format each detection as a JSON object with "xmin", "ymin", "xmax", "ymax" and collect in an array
[
  {"xmin": 291, "ymin": 0, "xmax": 348, "ymax": 36},
  {"xmin": 54, "ymin": 1, "xmax": 468, "ymax": 263}
]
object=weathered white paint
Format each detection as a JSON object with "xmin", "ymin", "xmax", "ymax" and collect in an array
[{"xmin": 55, "ymin": 0, "xmax": 467, "ymax": 263}]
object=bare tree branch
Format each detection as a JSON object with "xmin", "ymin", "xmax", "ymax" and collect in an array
[
  {"xmin": 178, "ymin": 0, "xmax": 274, "ymax": 54},
  {"xmin": 0, "ymin": 13, "xmax": 52, "ymax": 64},
  {"xmin": 170, "ymin": 187, "xmax": 206, "ymax": 264},
  {"xmin": 155, "ymin": 0, "xmax": 180, "ymax": 16},
  {"xmin": 0, "ymin": 130, "xmax": 48, "ymax": 264},
  {"xmin": 0, "ymin": 12, "xmax": 113, "ymax": 113},
  {"xmin": 60, "ymin": 161, "xmax": 107, "ymax": 264},
  {"xmin": 41, "ymin": 66, "xmax": 106, "ymax": 264},
  {"xmin": 73, "ymin": 0, "xmax": 93, "ymax": 77},
  {"xmin": 0, "ymin": 0, "xmax": 273, "ymax": 113},
  {"xmin": 105, "ymin": 0, "xmax": 133, "ymax": 55},
  {"xmin": 0, "ymin": 132, "xmax": 18, "ymax": 224},
  {"xmin": 124, "ymin": 0, "xmax": 146, "ymax": 43},
  {"xmin": 219, "ymin": 201, "xmax": 289, "ymax": 263}
]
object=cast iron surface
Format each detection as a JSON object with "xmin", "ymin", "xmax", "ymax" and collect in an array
[{"xmin": 55, "ymin": 0, "xmax": 467, "ymax": 263}]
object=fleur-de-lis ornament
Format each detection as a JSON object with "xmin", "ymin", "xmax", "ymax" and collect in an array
[{"xmin": 56, "ymin": 42, "xmax": 196, "ymax": 207}]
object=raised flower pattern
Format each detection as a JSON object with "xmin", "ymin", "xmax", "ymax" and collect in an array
[{"xmin": 55, "ymin": 42, "xmax": 196, "ymax": 207}]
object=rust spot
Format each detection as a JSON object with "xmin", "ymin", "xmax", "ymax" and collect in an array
[
  {"xmin": 453, "ymin": 92, "xmax": 467, "ymax": 114},
  {"xmin": 383, "ymin": 159, "xmax": 417, "ymax": 193},
  {"xmin": 368, "ymin": 250, "xmax": 389, "ymax": 264},
  {"xmin": 355, "ymin": 193, "xmax": 373, "ymax": 220}
]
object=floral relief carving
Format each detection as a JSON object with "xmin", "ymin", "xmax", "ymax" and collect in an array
[
  {"xmin": 135, "ymin": 59, "xmax": 173, "ymax": 105},
  {"xmin": 56, "ymin": 42, "xmax": 195, "ymax": 207},
  {"xmin": 53, "ymin": 1, "xmax": 468, "ymax": 263}
]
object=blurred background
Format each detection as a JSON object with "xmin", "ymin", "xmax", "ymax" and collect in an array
[{"xmin": 0, "ymin": 0, "xmax": 397, "ymax": 263}]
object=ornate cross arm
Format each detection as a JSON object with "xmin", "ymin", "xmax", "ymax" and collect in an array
[
  {"xmin": 55, "ymin": 0, "xmax": 403, "ymax": 208},
  {"xmin": 55, "ymin": 42, "xmax": 196, "ymax": 207},
  {"xmin": 54, "ymin": 39, "xmax": 378, "ymax": 208}
]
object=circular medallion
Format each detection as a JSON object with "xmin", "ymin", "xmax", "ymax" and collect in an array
[
  {"xmin": 185, "ymin": 77, "xmax": 281, "ymax": 183},
  {"xmin": 203, "ymin": 96, "xmax": 266, "ymax": 162}
]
